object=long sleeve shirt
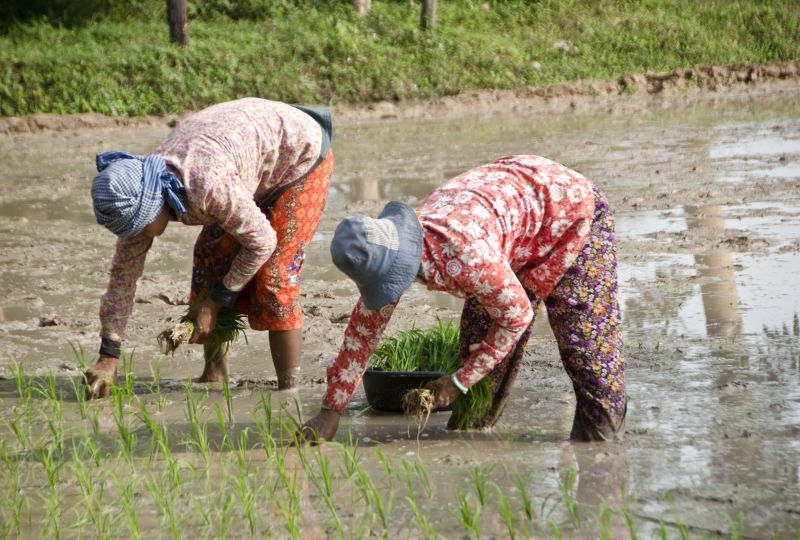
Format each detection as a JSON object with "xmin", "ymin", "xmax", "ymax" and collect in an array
[
  {"xmin": 323, "ymin": 155, "xmax": 595, "ymax": 413},
  {"xmin": 99, "ymin": 98, "xmax": 323, "ymax": 342}
]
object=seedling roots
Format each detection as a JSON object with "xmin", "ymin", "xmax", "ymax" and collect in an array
[
  {"xmin": 157, "ymin": 320, "xmax": 195, "ymax": 355},
  {"xmin": 402, "ymin": 388, "xmax": 435, "ymax": 438}
]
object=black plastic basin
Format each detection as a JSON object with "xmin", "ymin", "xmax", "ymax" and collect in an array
[{"xmin": 362, "ymin": 368, "xmax": 452, "ymax": 412}]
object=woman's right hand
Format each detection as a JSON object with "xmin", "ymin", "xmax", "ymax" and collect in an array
[
  {"xmin": 297, "ymin": 409, "xmax": 341, "ymax": 444},
  {"xmin": 84, "ymin": 355, "xmax": 119, "ymax": 400},
  {"xmin": 187, "ymin": 298, "xmax": 220, "ymax": 344}
]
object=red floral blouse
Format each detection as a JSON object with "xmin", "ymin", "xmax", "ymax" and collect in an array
[{"xmin": 323, "ymin": 155, "xmax": 595, "ymax": 413}]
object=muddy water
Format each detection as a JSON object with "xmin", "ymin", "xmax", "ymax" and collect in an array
[{"xmin": 1, "ymin": 90, "xmax": 799, "ymax": 537}]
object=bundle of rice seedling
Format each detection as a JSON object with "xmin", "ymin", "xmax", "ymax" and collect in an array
[
  {"xmin": 369, "ymin": 318, "xmax": 460, "ymax": 373},
  {"xmin": 369, "ymin": 318, "xmax": 494, "ymax": 429},
  {"xmin": 157, "ymin": 319, "xmax": 195, "ymax": 355},
  {"xmin": 157, "ymin": 307, "xmax": 248, "ymax": 358},
  {"xmin": 402, "ymin": 387, "xmax": 435, "ymax": 437},
  {"xmin": 452, "ymin": 377, "xmax": 493, "ymax": 430}
]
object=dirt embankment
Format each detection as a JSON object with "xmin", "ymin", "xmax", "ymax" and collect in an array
[{"xmin": 1, "ymin": 61, "xmax": 798, "ymax": 135}]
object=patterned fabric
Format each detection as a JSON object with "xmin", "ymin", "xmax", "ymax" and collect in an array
[
  {"xmin": 447, "ymin": 187, "xmax": 626, "ymax": 440},
  {"xmin": 323, "ymin": 155, "xmax": 598, "ymax": 414},
  {"xmin": 91, "ymin": 152, "xmax": 186, "ymax": 237},
  {"xmin": 191, "ymin": 150, "xmax": 333, "ymax": 331},
  {"xmin": 98, "ymin": 98, "xmax": 326, "ymax": 341}
]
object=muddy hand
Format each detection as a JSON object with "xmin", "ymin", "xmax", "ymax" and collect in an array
[
  {"xmin": 296, "ymin": 409, "xmax": 341, "ymax": 445},
  {"xmin": 188, "ymin": 297, "xmax": 219, "ymax": 345},
  {"xmin": 424, "ymin": 374, "xmax": 462, "ymax": 409},
  {"xmin": 84, "ymin": 356, "xmax": 119, "ymax": 400}
]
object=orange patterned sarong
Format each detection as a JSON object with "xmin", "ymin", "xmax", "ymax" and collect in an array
[{"xmin": 190, "ymin": 150, "xmax": 333, "ymax": 331}]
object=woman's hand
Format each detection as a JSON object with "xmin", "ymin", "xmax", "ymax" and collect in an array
[
  {"xmin": 297, "ymin": 409, "xmax": 341, "ymax": 444},
  {"xmin": 424, "ymin": 374, "xmax": 463, "ymax": 409},
  {"xmin": 84, "ymin": 355, "xmax": 119, "ymax": 400},
  {"xmin": 188, "ymin": 298, "xmax": 220, "ymax": 344}
]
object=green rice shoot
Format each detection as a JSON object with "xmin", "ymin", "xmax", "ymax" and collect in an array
[
  {"xmin": 369, "ymin": 318, "xmax": 493, "ymax": 429},
  {"xmin": 369, "ymin": 318, "xmax": 460, "ymax": 373}
]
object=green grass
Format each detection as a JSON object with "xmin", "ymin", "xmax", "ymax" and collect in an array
[{"xmin": 0, "ymin": 0, "xmax": 798, "ymax": 116}]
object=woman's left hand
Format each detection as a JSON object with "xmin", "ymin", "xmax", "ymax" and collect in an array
[
  {"xmin": 188, "ymin": 298, "xmax": 219, "ymax": 344},
  {"xmin": 424, "ymin": 374, "xmax": 462, "ymax": 409}
]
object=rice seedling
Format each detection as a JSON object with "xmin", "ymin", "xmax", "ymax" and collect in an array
[
  {"xmin": 231, "ymin": 429, "xmax": 267, "ymax": 535},
  {"xmin": 369, "ymin": 318, "xmax": 460, "ymax": 373},
  {"xmin": 301, "ymin": 446, "xmax": 344, "ymax": 536},
  {"xmin": 148, "ymin": 357, "xmax": 164, "ymax": 397},
  {"xmin": 39, "ymin": 444, "xmax": 63, "ymax": 489},
  {"xmin": 457, "ymin": 490, "xmax": 482, "ymax": 538},
  {"xmin": 157, "ymin": 319, "xmax": 195, "ymax": 355},
  {"xmin": 273, "ymin": 459, "xmax": 302, "ymax": 537},
  {"xmin": 68, "ymin": 375, "xmax": 89, "ymax": 420},
  {"xmin": 1, "ymin": 454, "xmax": 25, "ymax": 537},
  {"xmin": 217, "ymin": 493, "xmax": 234, "ymax": 539},
  {"xmin": 42, "ymin": 485, "xmax": 63, "ymax": 539},
  {"xmin": 451, "ymin": 376, "xmax": 493, "ymax": 430},
  {"xmin": 144, "ymin": 475, "xmax": 182, "ymax": 539},
  {"xmin": 222, "ymin": 376, "xmax": 234, "ymax": 423},
  {"xmin": 118, "ymin": 477, "xmax": 142, "ymax": 540},
  {"xmin": 78, "ymin": 434, "xmax": 102, "ymax": 468},
  {"xmin": 214, "ymin": 403, "xmax": 233, "ymax": 452},
  {"xmin": 37, "ymin": 374, "xmax": 65, "ymax": 455},
  {"xmin": 598, "ymin": 503, "xmax": 620, "ymax": 540},
  {"xmin": 111, "ymin": 386, "xmax": 136, "ymax": 458},
  {"xmin": 401, "ymin": 462, "xmax": 437, "ymax": 538},
  {"xmin": 121, "ymin": 351, "xmax": 137, "ymax": 395},
  {"xmin": 515, "ymin": 472, "xmax": 534, "ymax": 522},
  {"xmin": 233, "ymin": 427, "xmax": 250, "ymax": 471},
  {"xmin": 7, "ymin": 414, "xmax": 30, "ymax": 452},
  {"xmin": 369, "ymin": 319, "xmax": 494, "ymax": 430},
  {"xmin": 729, "ymin": 511, "xmax": 746, "ymax": 540},
  {"xmin": 136, "ymin": 401, "xmax": 183, "ymax": 488},
  {"xmin": 548, "ymin": 520, "xmax": 564, "ymax": 539},
  {"xmin": 558, "ymin": 468, "xmax": 580, "ymax": 529},
  {"xmin": 402, "ymin": 388, "xmax": 435, "ymax": 438},
  {"xmin": 10, "ymin": 361, "xmax": 32, "ymax": 403},
  {"xmin": 69, "ymin": 446, "xmax": 112, "ymax": 538},
  {"xmin": 254, "ymin": 393, "xmax": 279, "ymax": 459},
  {"xmin": 496, "ymin": 484, "xmax": 521, "ymax": 539},
  {"xmin": 469, "ymin": 465, "xmax": 494, "ymax": 507},
  {"xmin": 351, "ymin": 450, "xmax": 390, "ymax": 530},
  {"xmin": 339, "ymin": 433, "xmax": 364, "ymax": 478},
  {"xmin": 374, "ymin": 447, "xmax": 396, "ymax": 486},
  {"xmin": 157, "ymin": 307, "xmax": 248, "ymax": 360}
]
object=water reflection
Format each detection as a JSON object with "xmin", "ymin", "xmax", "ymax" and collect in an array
[{"xmin": 684, "ymin": 204, "xmax": 743, "ymax": 338}]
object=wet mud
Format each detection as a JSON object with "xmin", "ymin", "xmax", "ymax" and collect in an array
[{"xmin": 1, "ymin": 76, "xmax": 799, "ymax": 537}]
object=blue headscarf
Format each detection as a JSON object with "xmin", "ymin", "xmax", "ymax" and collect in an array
[{"xmin": 91, "ymin": 151, "xmax": 187, "ymax": 237}]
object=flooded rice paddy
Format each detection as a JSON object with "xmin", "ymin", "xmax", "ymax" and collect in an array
[{"xmin": 0, "ymin": 88, "xmax": 799, "ymax": 538}]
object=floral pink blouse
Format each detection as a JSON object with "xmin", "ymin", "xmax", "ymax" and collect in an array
[
  {"xmin": 99, "ymin": 98, "xmax": 323, "ymax": 342},
  {"xmin": 323, "ymin": 155, "xmax": 596, "ymax": 413}
]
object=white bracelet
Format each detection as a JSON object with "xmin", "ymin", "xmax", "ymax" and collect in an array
[{"xmin": 450, "ymin": 372, "xmax": 468, "ymax": 394}]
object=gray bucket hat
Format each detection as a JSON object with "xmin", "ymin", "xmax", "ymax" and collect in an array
[{"xmin": 330, "ymin": 201, "xmax": 423, "ymax": 310}]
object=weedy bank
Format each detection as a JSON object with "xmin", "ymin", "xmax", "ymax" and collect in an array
[{"xmin": 1, "ymin": 0, "xmax": 798, "ymax": 117}]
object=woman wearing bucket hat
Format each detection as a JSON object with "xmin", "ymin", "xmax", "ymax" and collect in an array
[
  {"xmin": 300, "ymin": 154, "xmax": 626, "ymax": 442},
  {"xmin": 85, "ymin": 97, "xmax": 333, "ymax": 399}
]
